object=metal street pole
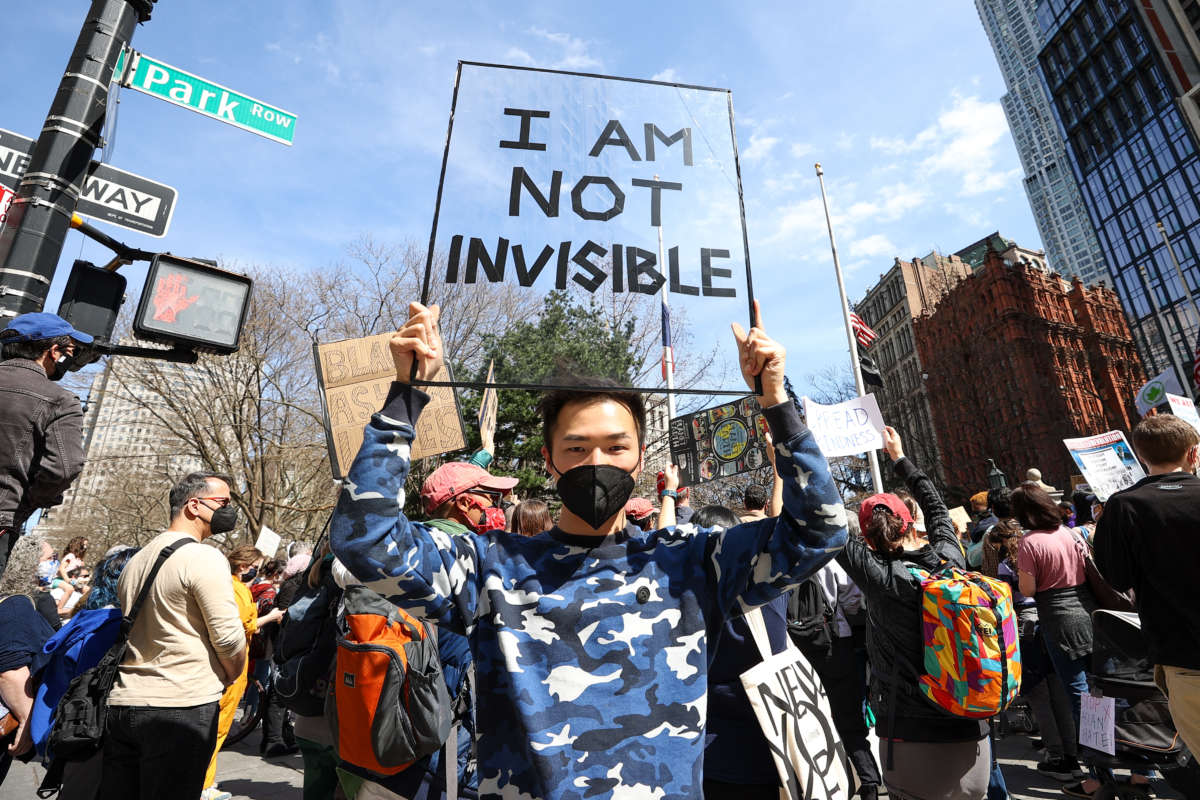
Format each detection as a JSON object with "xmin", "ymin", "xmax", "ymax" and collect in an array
[
  {"xmin": 1138, "ymin": 263, "xmax": 1195, "ymax": 401},
  {"xmin": 1157, "ymin": 220, "xmax": 1200, "ymax": 327},
  {"xmin": 656, "ymin": 221, "xmax": 677, "ymax": 421},
  {"xmin": 0, "ymin": 0, "xmax": 153, "ymax": 319},
  {"xmin": 815, "ymin": 162, "xmax": 884, "ymax": 493}
]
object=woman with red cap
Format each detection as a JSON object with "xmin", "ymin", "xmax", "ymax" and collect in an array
[{"xmin": 837, "ymin": 427, "xmax": 991, "ymax": 800}]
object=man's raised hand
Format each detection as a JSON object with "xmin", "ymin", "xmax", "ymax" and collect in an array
[
  {"xmin": 731, "ymin": 300, "xmax": 787, "ymax": 408},
  {"xmin": 391, "ymin": 302, "xmax": 443, "ymax": 383}
]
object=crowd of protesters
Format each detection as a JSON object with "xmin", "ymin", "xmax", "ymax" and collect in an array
[{"xmin": 0, "ymin": 303, "xmax": 1197, "ymax": 800}]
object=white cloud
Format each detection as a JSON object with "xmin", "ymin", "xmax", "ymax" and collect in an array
[
  {"xmin": 742, "ymin": 133, "xmax": 780, "ymax": 163},
  {"xmin": 529, "ymin": 28, "xmax": 602, "ymax": 70},
  {"xmin": 505, "ymin": 46, "xmax": 535, "ymax": 66},
  {"xmin": 651, "ymin": 68, "xmax": 680, "ymax": 83},
  {"xmin": 867, "ymin": 92, "xmax": 1019, "ymax": 196},
  {"xmin": 848, "ymin": 234, "xmax": 897, "ymax": 259},
  {"xmin": 790, "ymin": 142, "xmax": 814, "ymax": 159}
]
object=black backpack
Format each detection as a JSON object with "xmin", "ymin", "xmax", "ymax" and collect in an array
[
  {"xmin": 785, "ymin": 576, "xmax": 836, "ymax": 659},
  {"xmin": 273, "ymin": 565, "xmax": 342, "ymax": 717}
]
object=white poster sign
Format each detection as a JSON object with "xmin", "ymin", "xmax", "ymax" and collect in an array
[
  {"xmin": 1080, "ymin": 693, "xmax": 1116, "ymax": 755},
  {"xmin": 802, "ymin": 394, "xmax": 885, "ymax": 458},
  {"xmin": 1135, "ymin": 369, "xmax": 1183, "ymax": 416},
  {"xmin": 1063, "ymin": 431, "xmax": 1146, "ymax": 502},
  {"xmin": 254, "ymin": 525, "xmax": 282, "ymax": 558},
  {"xmin": 1166, "ymin": 393, "xmax": 1200, "ymax": 435}
]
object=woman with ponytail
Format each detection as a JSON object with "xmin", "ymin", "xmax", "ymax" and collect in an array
[{"xmin": 837, "ymin": 427, "xmax": 991, "ymax": 800}]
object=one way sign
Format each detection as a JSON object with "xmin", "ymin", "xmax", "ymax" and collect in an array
[{"xmin": 0, "ymin": 128, "xmax": 177, "ymax": 238}]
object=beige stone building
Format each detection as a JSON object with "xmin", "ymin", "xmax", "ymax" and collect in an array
[{"xmin": 854, "ymin": 251, "xmax": 974, "ymax": 487}]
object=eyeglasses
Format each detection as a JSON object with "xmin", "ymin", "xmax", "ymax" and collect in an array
[
  {"xmin": 196, "ymin": 496, "xmax": 231, "ymax": 508},
  {"xmin": 466, "ymin": 489, "xmax": 502, "ymax": 507}
]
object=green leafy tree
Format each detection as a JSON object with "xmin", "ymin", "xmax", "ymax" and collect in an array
[{"xmin": 456, "ymin": 291, "xmax": 642, "ymax": 497}]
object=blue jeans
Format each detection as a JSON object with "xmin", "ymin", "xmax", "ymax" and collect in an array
[{"xmin": 1045, "ymin": 644, "xmax": 1090, "ymax": 732}]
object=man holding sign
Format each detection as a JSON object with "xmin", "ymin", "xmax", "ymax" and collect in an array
[{"xmin": 331, "ymin": 300, "xmax": 846, "ymax": 799}]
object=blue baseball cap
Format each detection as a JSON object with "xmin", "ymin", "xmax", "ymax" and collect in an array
[{"xmin": 1, "ymin": 312, "xmax": 93, "ymax": 345}]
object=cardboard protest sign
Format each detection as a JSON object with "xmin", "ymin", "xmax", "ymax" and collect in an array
[
  {"xmin": 948, "ymin": 506, "xmax": 972, "ymax": 535},
  {"xmin": 421, "ymin": 61, "xmax": 755, "ymax": 394},
  {"xmin": 254, "ymin": 525, "xmax": 281, "ymax": 558},
  {"xmin": 478, "ymin": 360, "xmax": 498, "ymax": 445},
  {"xmin": 1166, "ymin": 393, "xmax": 1200, "ymax": 435},
  {"xmin": 1135, "ymin": 369, "xmax": 1182, "ymax": 415},
  {"xmin": 801, "ymin": 394, "xmax": 885, "ymax": 459},
  {"xmin": 669, "ymin": 397, "xmax": 767, "ymax": 485},
  {"xmin": 1063, "ymin": 431, "xmax": 1146, "ymax": 502},
  {"xmin": 314, "ymin": 333, "xmax": 467, "ymax": 479}
]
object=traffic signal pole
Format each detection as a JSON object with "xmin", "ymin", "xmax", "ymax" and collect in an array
[{"xmin": 0, "ymin": 0, "xmax": 154, "ymax": 320}]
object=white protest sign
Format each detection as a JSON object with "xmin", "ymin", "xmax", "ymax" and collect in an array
[
  {"xmin": 1135, "ymin": 369, "xmax": 1183, "ymax": 416},
  {"xmin": 254, "ymin": 525, "xmax": 281, "ymax": 558},
  {"xmin": 1166, "ymin": 393, "xmax": 1200, "ymax": 435},
  {"xmin": 802, "ymin": 394, "xmax": 885, "ymax": 459},
  {"xmin": 1080, "ymin": 693, "xmax": 1116, "ymax": 755},
  {"xmin": 1063, "ymin": 431, "xmax": 1147, "ymax": 502}
]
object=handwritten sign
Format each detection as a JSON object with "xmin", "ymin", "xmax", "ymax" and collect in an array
[
  {"xmin": 668, "ymin": 397, "xmax": 766, "ymax": 485},
  {"xmin": 1166, "ymin": 393, "xmax": 1200, "ymax": 435},
  {"xmin": 478, "ymin": 359, "xmax": 498, "ymax": 445},
  {"xmin": 423, "ymin": 62, "xmax": 753, "ymax": 394},
  {"xmin": 314, "ymin": 333, "xmax": 467, "ymax": 479},
  {"xmin": 1063, "ymin": 431, "xmax": 1146, "ymax": 502},
  {"xmin": 802, "ymin": 394, "xmax": 885, "ymax": 459},
  {"xmin": 1080, "ymin": 693, "xmax": 1116, "ymax": 755},
  {"xmin": 254, "ymin": 525, "xmax": 281, "ymax": 558}
]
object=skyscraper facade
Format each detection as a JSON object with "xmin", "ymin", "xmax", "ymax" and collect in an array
[
  {"xmin": 977, "ymin": 0, "xmax": 1111, "ymax": 285},
  {"xmin": 1035, "ymin": 0, "xmax": 1200, "ymax": 392}
]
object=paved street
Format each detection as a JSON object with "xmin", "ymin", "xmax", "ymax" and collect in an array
[{"xmin": 1, "ymin": 730, "xmax": 1185, "ymax": 798}]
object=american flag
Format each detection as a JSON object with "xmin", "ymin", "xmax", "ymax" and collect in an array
[
  {"xmin": 661, "ymin": 295, "xmax": 674, "ymax": 380},
  {"xmin": 849, "ymin": 311, "xmax": 878, "ymax": 349}
]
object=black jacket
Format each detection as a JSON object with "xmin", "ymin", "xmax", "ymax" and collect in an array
[
  {"xmin": 1093, "ymin": 472, "xmax": 1200, "ymax": 670},
  {"xmin": 837, "ymin": 457, "xmax": 988, "ymax": 742},
  {"xmin": 0, "ymin": 359, "xmax": 84, "ymax": 528}
]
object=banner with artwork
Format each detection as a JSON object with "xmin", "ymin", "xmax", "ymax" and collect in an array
[
  {"xmin": 1062, "ymin": 430, "xmax": 1146, "ymax": 502},
  {"xmin": 669, "ymin": 397, "xmax": 767, "ymax": 485}
]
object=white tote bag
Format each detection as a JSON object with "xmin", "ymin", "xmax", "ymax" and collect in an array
[{"xmin": 739, "ymin": 606, "xmax": 856, "ymax": 800}]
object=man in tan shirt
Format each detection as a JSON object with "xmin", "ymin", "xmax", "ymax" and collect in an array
[{"xmin": 99, "ymin": 472, "xmax": 247, "ymax": 800}]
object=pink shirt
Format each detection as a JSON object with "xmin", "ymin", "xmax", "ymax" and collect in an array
[{"xmin": 1017, "ymin": 526, "xmax": 1086, "ymax": 593}]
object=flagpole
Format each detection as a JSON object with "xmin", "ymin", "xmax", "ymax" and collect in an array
[
  {"xmin": 816, "ymin": 162, "xmax": 884, "ymax": 493},
  {"xmin": 656, "ymin": 178, "xmax": 677, "ymax": 421}
]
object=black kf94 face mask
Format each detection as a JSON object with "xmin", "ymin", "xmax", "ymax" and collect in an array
[{"xmin": 553, "ymin": 463, "xmax": 636, "ymax": 530}]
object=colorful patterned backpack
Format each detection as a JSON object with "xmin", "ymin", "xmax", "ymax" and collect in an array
[{"xmin": 906, "ymin": 564, "xmax": 1021, "ymax": 718}]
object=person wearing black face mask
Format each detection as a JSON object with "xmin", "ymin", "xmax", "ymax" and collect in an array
[
  {"xmin": 101, "ymin": 473, "xmax": 248, "ymax": 800},
  {"xmin": 0, "ymin": 313, "xmax": 90, "ymax": 578},
  {"xmin": 329, "ymin": 300, "xmax": 849, "ymax": 798}
]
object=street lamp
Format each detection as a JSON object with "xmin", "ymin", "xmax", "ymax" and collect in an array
[{"xmin": 986, "ymin": 459, "xmax": 1008, "ymax": 491}]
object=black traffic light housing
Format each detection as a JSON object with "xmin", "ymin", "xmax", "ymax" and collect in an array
[
  {"xmin": 133, "ymin": 253, "xmax": 252, "ymax": 354},
  {"xmin": 56, "ymin": 260, "xmax": 128, "ymax": 370}
]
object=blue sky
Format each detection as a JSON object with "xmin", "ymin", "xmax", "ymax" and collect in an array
[{"xmin": 4, "ymin": 1, "xmax": 1041, "ymax": 396}]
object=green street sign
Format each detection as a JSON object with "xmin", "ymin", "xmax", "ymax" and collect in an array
[{"xmin": 118, "ymin": 49, "xmax": 296, "ymax": 146}]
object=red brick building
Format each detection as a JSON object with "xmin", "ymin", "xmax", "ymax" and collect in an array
[{"xmin": 913, "ymin": 250, "xmax": 1145, "ymax": 492}]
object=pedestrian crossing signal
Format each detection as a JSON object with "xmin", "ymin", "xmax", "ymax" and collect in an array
[{"xmin": 132, "ymin": 254, "xmax": 252, "ymax": 354}]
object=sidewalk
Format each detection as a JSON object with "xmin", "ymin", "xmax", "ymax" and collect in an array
[{"xmin": 1, "ymin": 731, "xmax": 1185, "ymax": 798}]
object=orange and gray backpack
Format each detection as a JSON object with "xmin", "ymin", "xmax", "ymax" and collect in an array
[{"xmin": 326, "ymin": 585, "xmax": 452, "ymax": 778}]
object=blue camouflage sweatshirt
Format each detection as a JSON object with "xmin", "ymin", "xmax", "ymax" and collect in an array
[{"xmin": 331, "ymin": 383, "xmax": 847, "ymax": 800}]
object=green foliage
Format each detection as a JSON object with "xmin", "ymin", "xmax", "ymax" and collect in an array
[{"xmin": 456, "ymin": 291, "xmax": 642, "ymax": 496}]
